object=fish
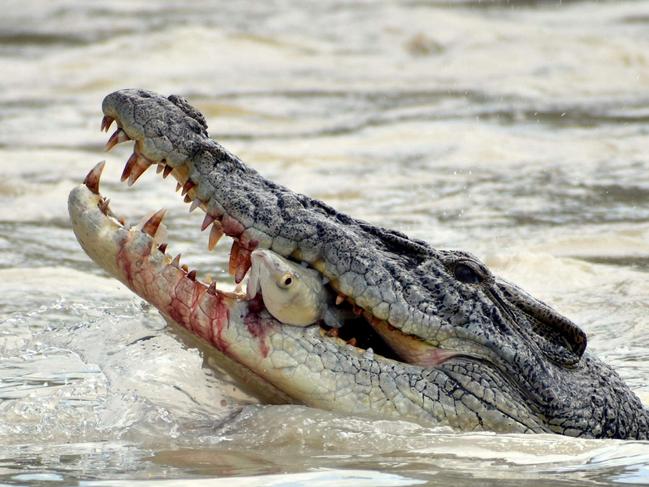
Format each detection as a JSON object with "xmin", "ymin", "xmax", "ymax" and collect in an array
[{"xmin": 246, "ymin": 249, "xmax": 346, "ymax": 327}]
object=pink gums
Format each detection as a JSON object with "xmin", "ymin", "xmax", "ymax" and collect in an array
[
  {"xmin": 116, "ymin": 233, "xmax": 149, "ymax": 288},
  {"xmin": 244, "ymin": 295, "xmax": 271, "ymax": 358},
  {"xmin": 222, "ymin": 215, "xmax": 245, "ymax": 237},
  {"xmin": 114, "ymin": 232, "xmax": 237, "ymax": 355},
  {"xmin": 116, "ymin": 232, "xmax": 274, "ymax": 358}
]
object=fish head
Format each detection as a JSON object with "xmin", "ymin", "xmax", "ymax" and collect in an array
[{"xmin": 248, "ymin": 249, "xmax": 323, "ymax": 326}]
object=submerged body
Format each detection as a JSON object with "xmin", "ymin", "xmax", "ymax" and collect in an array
[
  {"xmin": 68, "ymin": 89, "xmax": 649, "ymax": 439},
  {"xmin": 246, "ymin": 249, "xmax": 345, "ymax": 328}
]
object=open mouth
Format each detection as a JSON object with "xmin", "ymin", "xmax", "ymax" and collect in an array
[
  {"xmin": 67, "ymin": 89, "xmax": 639, "ymax": 437},
  {"xmin": 85, "ymin": 115, "xmax": 455, "ymax": 369}
]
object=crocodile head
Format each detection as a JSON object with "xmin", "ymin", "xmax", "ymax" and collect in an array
[{"xmin": 68, "ymin": 89, "xmax": 649, "ymax": 438}]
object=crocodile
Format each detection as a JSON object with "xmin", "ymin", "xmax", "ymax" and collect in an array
[{"xmin": 68, "ymin": 89, "xmax": 649, "ymax": 439}]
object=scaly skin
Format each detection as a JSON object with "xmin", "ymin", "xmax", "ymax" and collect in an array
[{"xmin": 68, "ymin": 89, "xmax": 649, "ymax": 438}]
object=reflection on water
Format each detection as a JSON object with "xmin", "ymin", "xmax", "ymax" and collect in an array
[{"xmin": 1, "ymin": 0, "xmax": 649, "ymax": 485}]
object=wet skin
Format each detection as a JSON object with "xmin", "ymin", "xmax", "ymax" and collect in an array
[{"xmin": 68, "ymin": 89, "xmax": 649, "ymax": 438}]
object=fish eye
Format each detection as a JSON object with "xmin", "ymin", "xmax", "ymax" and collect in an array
[
  {"xmin": 453, "ymin": 262, "xmax": 482, "ymax": 284},
  {"xmin": 280, "ymin": 273, "xmax": 293, "ymax": 288}
]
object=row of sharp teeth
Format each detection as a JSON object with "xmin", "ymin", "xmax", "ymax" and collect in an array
[
  {"xmin": 99, "ymin": 115, "xmax": 363, "ymax": 337},
  {"xmin": 101, "ymin": 115, "xmax": 254, "ymax": 287}
]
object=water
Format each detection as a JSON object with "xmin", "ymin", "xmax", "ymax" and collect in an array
[{"xmin": 1, "ymin": 0, "xmax": 649, "ymax": 484}]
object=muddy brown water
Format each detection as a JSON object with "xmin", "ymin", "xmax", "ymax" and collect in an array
[{"xmin": 1, "ymin": 1, "xmax": 649, "ymax": 485}]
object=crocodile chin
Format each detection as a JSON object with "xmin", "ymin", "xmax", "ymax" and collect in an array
[{"xmin": 67, "ymin": 89, "xmax": 649, "ymax": 439}]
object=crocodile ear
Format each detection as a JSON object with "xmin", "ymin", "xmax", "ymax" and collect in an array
[{"xmin": 497, "ymin": 281, "xmax": 587, "ymax": 366}]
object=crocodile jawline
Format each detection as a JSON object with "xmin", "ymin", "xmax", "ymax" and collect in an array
[{"xmin": 66, "ymin": 89, "xmax": 649, "ymax": 439}]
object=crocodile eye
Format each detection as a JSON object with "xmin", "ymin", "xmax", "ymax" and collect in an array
[
  {"xmin": 279, "ymin": 273, "xmax": 293, "ymax": 288},
  {"xmin": 453, "ymin": 263, "xmax": 482, "ymax": 284}
]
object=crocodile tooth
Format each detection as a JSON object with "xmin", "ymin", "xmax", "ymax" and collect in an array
[
  {"xmin": 121, "ymin": 152, "xmax": 138, "ymax": 182},
  {"xmin": 336, "ymin": 295, "xmax": 345, "ymax": 306},
  {"xmin": 141, "ymin": 209, "xmax": 166, "ymax": 237},
  {"xmin": 235, "ymin": 248, "xmax": 251, "ymax": 284},
  {"xmin": 347, "ymin": 338, "xmax": 357, "ymax": 347},
  {"xmin": 182, "ymin": 180, "xmax": 195, "ymax": 196},
  {"xmin": 158, "ymin": 243, "xmax": 168, "ymax": 253},
  {"xmin": 207, "ymin": 282, "xmax": 217, "ymax": 295},
  {"xmin": 101, "ymin": 115, "xmax": 115, "ymax": 132},
  {"xmin": 184, "ymin": 194, "xmax": 192, "ymax": 203},
  {"xmin": 163, "ymin": 165, "xmax": 173, "ymax": 179},
  {"xmin": 176, "ymin": 182, "xmax": 182, "ymax": 192},
  {"xmin": 187, "ymin": 270, "xmax": 197, "ymax": 281},
  {"xmin": 127, "ymin": 155, "xmax": 153, "ymax": 186},
  {"xmin": 228, "ymin": 241, "xmax": 240, "ymax": 276},
  {"xmin": 156, "ymin": 163, "xmax": 164, "ymax": 174},
  {"xmin": 181, "ymin": 264, "xmax": 189, "ymax": 272},
  {"xmin": 208, "ymin": 221, "xmax": 224, "ymax": 250},
  {"xmin": 326, "ymin": 328, "xmax": 339, "ymax": 338},
  {"xmin": 201, "ymin": 213, "xmax": 215, "ymax": 231},
  {"xmin": 105, "ymin": 128, "xmax": 130, "ymax": 151},
  {"xmin": 83, "ymin": 161, "xmax": 105, "ymax": 195},
  {"xmin": 171, "ymin": 254, "xmax": 181, "ymax": 267},
  {"xmin": 189, "ymin": 199, "xmax": 202, "ymax": 213},
  {"xmin": 98, "ymin": 197, "xmax": 110, "ymax": 214}
]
